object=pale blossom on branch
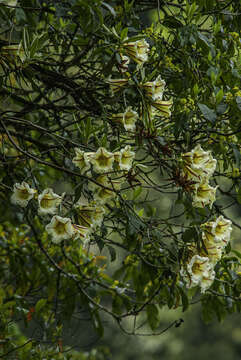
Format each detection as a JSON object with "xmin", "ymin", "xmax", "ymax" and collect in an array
[
  {"xmin": 38, "ymin": 188, "xmax": 64, "ymax": 215},
  {"xmin": 142, "ymin": 75, "xmax": 166, "ymax": 101},
  {"xmin": 11, "ymin": 181, "xmax": 36, "ymax": 207},
  {"xmin": 122, "ymin": 39, "xmax": 149, "ymax": 65},
  {"xmin": 46, "ymin": 216, "xmax": 75, "ymax": 244},
  {"xmin": 90, "ymin": 147, "xmax": 114, "ymax": 174}
]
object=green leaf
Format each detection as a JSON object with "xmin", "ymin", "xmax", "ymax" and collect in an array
[
  {"xmin": 146, "ymin": 304, "xmax": 159, "ymax": 330},
  {"xmin": 215, "ymin": 89, "xmax": 223, "ymax": 104},
  {"xmin": 198, "ymin": 103, "xmax": 217, "ymax": 122},
  {"xmin": 178, "ymin": 286, "xmax": 189, "ymax": 312},
  {"xmin": 237, "ymin": 187, "xmax": 241, "ymax": 205},
  {"xmin": 107, "ymin": 245, "xmax": 116, "ymax": 262},
  {"xmin": 102, "ymin": 2, "xmax": 116, "ymax": 17},
  {"xmin": 35, "ymin": 299, "xmax": 47, "ymax": 314}
]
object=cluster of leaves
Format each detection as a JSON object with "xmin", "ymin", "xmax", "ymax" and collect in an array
[{"xmin": 0, "ymin": 0, "xmax": 241, "ymax": 357}]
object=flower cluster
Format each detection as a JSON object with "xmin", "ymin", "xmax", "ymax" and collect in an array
[
  {"xmin": 181, "ymin": 216, "xmax": 232, "ymax": 293},
  {"xmin": 181, "ymin": 144, "xmax": 217, "ymax": 208},
  {"xmin": 121, "ymin": 39, "xmax": 149, "ymax": 65},
  {"xmin": 10, "ymin": 181, "xmax": 91, "ymax": 244},
  {"xmin": 108, "ymin": 38, "xmax": 172, "ymax": 130},
  {"xmin": 73, "ymin": 146, "xmax": 135, "ymax": 174},
  {"xmin": 112, "ymin": 107, "xmax": 138, "ymax": 132}
]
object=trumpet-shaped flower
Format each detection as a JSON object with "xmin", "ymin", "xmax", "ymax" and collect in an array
[
  {"xmin": 46, "ymin": 216, "xmax": 75, "ymax": 243},
  {"xmin": 72, "ymin": 148, "xmax": 92, "ymax": 173},
  {"xmin": 91, "ymin": 204, "xmax": 105, "ymax": 227},
  {"xmin": 182, "ymin": 145, "xmax": 216, "ymax": 180},
  {"xmin": 142, "ymin": 75, "xmax": 166, "ymax": 101},
  {"xmin": 181, "ymin": 255, "xmax": 214, "ymax": 291},
  {"xmin": 112, "ymin": 107, "xmax": 138, "ymax": 132},
  {"xmin": 72, "ymin": 224, "xmax": 90, "ymax": 242},
  {"xmin": 11, "ymin": 181, "xmax": 36, "ymax": 207},
  {"xmin": 38, "ymin": 188, "xmax": 64, "ymax": 215},
  {"xmin": 202, "ymin": 216, "xmax": 232, "ymax": 248},
  {"xmin": 202, "ymin": 158, "xmax": 217, "ymax": 178},
  {"xmin": 211, "ymin": 216, "xmax": 232, "ymax": 245},
  {"xmin": 75, "ymin": 201, "xmax": 105, "ymax": 228},
  {"xmin": 115, "ymin": 146, "xmax": 135, "ymax": 171},
  {"xmin": 106, "ymin": 78, "xmax": 129, "ymax": 95},
  {"xmin": 90, "ymin": 147, "xmax": 114, "ymax": 173},
  {"xmin": 151, "ymin": 100, "xmax": 172, "ymax": 117},
  {"xmin": 200, "ymin": 231, "xmax": 223, "ymax": 264},
  {"xmin": 192, "ymin": 181, "xmax": 217, "ymax": 208},
  {"xmin": 200, "ymin": 268, "xmax": 215, "ymax": 293},
  {"xmin": 182, "ymin": 145, "xmax": 211, "ymax": 169},
  {"xmin": 119, "ymin": 54, "xmax": 130, "ymax": 73},
  {"xmin": 122, "ymin": 39, "xmax": 149, "ymax": 65},
  {"xmin": 95, "ymin": 187, "xmax": 115, "ymax": 204},
  {"xmin": 88, "ymin": 174, "xmax": 120, "ymax": 204}
]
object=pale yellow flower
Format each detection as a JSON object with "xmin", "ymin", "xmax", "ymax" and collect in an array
[
  {"xmin": 112, "ymin": 107, "xmax": 138, "ymax": 132},
  {"xmin": 72, "ymin": 224, "xmax": 90, "ymax": 242},
  {"xmin": 90, "ymin": 147, "xmax": 114, "ymax": 173},
  {"xmin": 182, "ymin": 145, "xmax": 216, "ymax": 180},
  {"xmin": 46, "ymin": 216, "xmax": 75, "ymax": 243},
  {"xmin": 119, "ymin": 54, "xmax": 130, "ymax": 73},
  {"xmin": 106, "ymin": 78, "xmax": 129, "ymax": 95},
  {"xmin": 201, "ymin": 216, "xmax": 232, "ymax": 248},
  {"xmin": 75, "ymin": 200, "xmax": 105, "ymax": 228},
  {"xmin": 90, "ymin": 174, "xmax": 122, "ymax": 204},
  {"xmin": 192, "ymin": 181, "xmax": 217, "ymax": 208},
  {"xmin": 151, "ymin": 100, "xmax": 172, "ymax": 117},
  {"xmin": 181, "ymin": 255, "xmax": 215, "ymax": 292},
  {"xmin": 142, "ymin": 75, "xmax": 166, "ymax": 101},
  {"xmin": 115, "ymin": 145, "xmax": 135, "ymax": 171},
  {"xmin": 122, "ymin": 39, "xmax": 149, "ymax": 65},
  {"xmin": 38, "ymin": 188, "xmax": 64, "ymax": 215},
  {"xmin": 200, "ymin": 269, "xmax": 215, "ymax": 293},
  {"xmin": 72, "ymin": 148, "xmax": 92, "ymax": 173},
  {"xmin": 11, "ymin": 181, "xmax": 36, "ymax": 207}
]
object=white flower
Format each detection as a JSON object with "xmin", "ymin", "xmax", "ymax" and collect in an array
[
  {"xmin": 119, "ymin": 54, "xmax": 130, "ymax": 73},
  {"xmin": 187, "ymin": 255, "xmax": 212, "ymax": 283},
  {"xmin": 201, "ymin": 243, "xmax": 223, "ymax": 265},
  {"xmin": 46, "ymin": 216, "xmax": 75, "ymax": 244},
  {"xmin": 91, "ymin": 205, "xmax": 105, "ymax": 227},
  {"xmin": 211, "ymin": 216, "xmax": 232, "ymax": 247},
  {"xmin": 90, "ymin": 147, "xmax": 114, "ymax": 174},
  {"xmin": 115, "ymin": 145, "xmax": 135, "ymax": 171},
  {"xmin": 183, "ymin": 145, "xmax": 211, "ymax": 169},
  {"xmin": 200, "ymin": 268, "xmax": 215, "ymax": 293},
  {"xmin": 106, "ymin": 78, "xmax": 129, "ymax": 95},
  {"xmin": 192, "ymin": 181, "xmax": 217, "ymax": 208},
  {"xmin": 151, "ymin": 100, "xmax": 172, "ymax": 117},
  {"xmin": 38, "ymin": 188, "xmax": 64, "ymax": 215},
  {"xmin": 72, "ymin": 224, "xmax": 90, "ymax": 242},
  {"xmin": 72, "ymin": 148, "xmax": 92, "ymax": 173},
  {"xmin": 112, "ymin": 107, "xmax": 138, "ymax": 132},
  {"xmin": 202, "ymin": 158, "xmax": 217, "ymax": 178},
  {"xmin": 142, "ymin": 75, "xmax": 166, "ymax": 101},
  {"xmin": 75, "ymin": 201, "xmax": 105, "ymax": 229},
  {"xmin": 181, "ymin": 255, "xmax": 214, "ymax": 292},
  {"xmin": 95, "ymin": 187, "xmax": 115, "ymax": 204},
  {"xmin": 182, "ymin": 145, "xmax": 216, "ymax": 180},
  {"xmin": 122, "ymin": 39, "xmax": 149, "ymax": 65},
  {"xmin": 91, "ymin": 175, "xmax": 123, "ymax": 204},
  {"xmin": 11, "ymin": 182, "xmax": 36, "ymax": 207}
]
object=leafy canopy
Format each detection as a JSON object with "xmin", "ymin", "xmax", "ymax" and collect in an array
[{"xmin": 0, "ymin": 0, "xmax": 241, "ymax": 358}]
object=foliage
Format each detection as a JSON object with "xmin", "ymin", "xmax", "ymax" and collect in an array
[{"xmin": 0, "ymin": 0, "xmax": 241, "ymax": 357}]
